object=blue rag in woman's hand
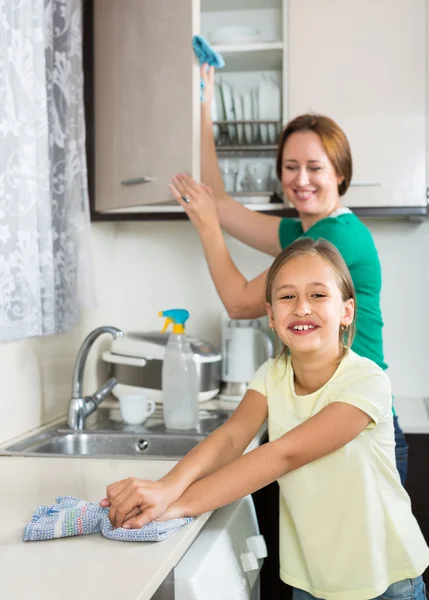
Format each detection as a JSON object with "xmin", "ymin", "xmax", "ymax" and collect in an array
[
  {"xmin": 192, "ymin": 35, "xmax": 225, "ymax": 101},
  {"xmin": 192, "ymin": 35, "xmax": 225, "ymax": 68}
]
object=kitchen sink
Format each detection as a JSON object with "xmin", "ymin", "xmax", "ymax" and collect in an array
[
  {"xmin": 0, "ymin": 406, "xmax": 232, "ymax": 460},
  {"xmin": 3, "ymin": 430, "xmax": 206, "ymax": 459}
]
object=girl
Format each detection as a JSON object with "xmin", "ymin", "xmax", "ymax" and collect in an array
[{"xmin": 102, "ymin": 238, "xmax": 428, "ymax": 600}]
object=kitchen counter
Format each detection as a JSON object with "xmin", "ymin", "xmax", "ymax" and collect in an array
[
  {"xmin": 394, "ymin": 396, "xmax": 429, "ymax": 434},
  {"xmin": 0, "ymin": 456, "xmax": 211, "ymax": 600},
  {"xmin": 0, "ymin": 401, "xmax": 268, "ymax": 600}
]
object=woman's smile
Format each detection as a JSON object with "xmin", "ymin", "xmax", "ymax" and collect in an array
[{"xmin": 293, "ymin": 188, "xmax": 317, "ymax": 202}]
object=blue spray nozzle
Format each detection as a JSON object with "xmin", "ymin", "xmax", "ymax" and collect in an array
[{"xmin": 159, "ymin": 309, "xmax": 190, "ymax": 334}]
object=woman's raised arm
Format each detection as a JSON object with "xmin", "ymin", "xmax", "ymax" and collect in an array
[
  {"xmin": 170, "ymin": 175, "xmax": 269, "ymax": 319},
  {"xmin": 200, "ymin": 65, "xmax": 282, "ymax": 258}
]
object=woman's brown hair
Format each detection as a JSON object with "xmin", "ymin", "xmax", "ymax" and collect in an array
[
  {"xmin": 275, "ymin": 114, "xmax": 353, "ymax": 197},
  {"xmin": 266, "ymin": 237, "xmax": 357, "ymax": 357}
]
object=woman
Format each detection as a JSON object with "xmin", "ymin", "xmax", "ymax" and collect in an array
[
  {"xmin": 169, "ymin": 64, "xmax": 408, "ymax": 483},
  {"xmin": 102, "ymin": 239, "xmax": 428, "ymax": 600}
]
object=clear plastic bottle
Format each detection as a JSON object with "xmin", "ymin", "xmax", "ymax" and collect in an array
[{"xmin": 159, "ymin": 309, "xmax": 198, "ymax": 430}]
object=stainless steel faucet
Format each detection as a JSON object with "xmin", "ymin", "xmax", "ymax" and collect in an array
[{"xmin": 68, "ymin": 326, "xmax": 124, "ymax": 430}]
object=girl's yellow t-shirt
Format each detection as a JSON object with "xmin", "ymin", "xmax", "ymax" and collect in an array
[{"xmin": 248, "ymin": 350, "xmax": 429, "ymax": 600}]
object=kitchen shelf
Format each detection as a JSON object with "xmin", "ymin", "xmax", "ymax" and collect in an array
[
  {"xmin": 214, "ymin": 120, "xmax": 281, "ymax": 152},
  {"xmin": 216, "ymin": 145, "xmax": 278, "ymax": 154},
  {"xmin": 212, "ymin": 41, "xmax": 283, "ymax": 53},
  {"xmin": 213, "ymin": 43, "xmax": 283, "ymax": 72},
  {"xmin": 202, "ymin": 0, "xmax": 282, "ymax": 10},
  {"xmin": 92, "ymin": 204, "xmax": 428, "ymax": 222}
]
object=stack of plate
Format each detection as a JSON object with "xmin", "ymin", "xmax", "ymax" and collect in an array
[{"xmin": 212, "ymin": 74, "xmax": 281, "ymax": 146}]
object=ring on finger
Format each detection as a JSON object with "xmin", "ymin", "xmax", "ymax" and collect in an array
[{"xmin": 181, "ymin": 195, "xmax": 191, "ymax": 204}]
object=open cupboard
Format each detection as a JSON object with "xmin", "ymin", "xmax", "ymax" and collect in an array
[{"xmin": 85, "ymin": 0, "xmax": 427, "ymax": 220}]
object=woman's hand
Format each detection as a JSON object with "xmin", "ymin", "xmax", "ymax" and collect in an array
[
  {"xmin": 100, "ymin": 477, "xmax": 180, "ymax": 529},
  {"xmin": 201, "ymin": 63, "xmax": 215, "ymax": 110},
  {"xmin": 169, "ymin": 173, "xmax": 220, "ymax": 235}
]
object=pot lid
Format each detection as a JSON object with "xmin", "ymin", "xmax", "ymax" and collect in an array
[{"xmin": 110, "ymin": 331, "xmax": 221, "ymax": 362}]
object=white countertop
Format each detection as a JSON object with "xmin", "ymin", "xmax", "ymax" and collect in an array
[
  {"xmin": 394, "ymin": 396, "xmax": 429, "ymax": 434},
  {"xmin": 0, "ymin": 403, "xmax": 267, "ymax": 600},
  {"xmin": 0, "ymin": 456, "xmax": 211, "ymax": 600}
]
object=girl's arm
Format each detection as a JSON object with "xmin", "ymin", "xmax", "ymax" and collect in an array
[
  {"xmin": 105, "ymin": 389, "xmax": 268, "ymax": 527},
  {"xmin": 159, "ymin": 401, "xmax": 372, "ymax": 521},
  {"xmin": 170, "ymin": 176, "xmax": 269, "ymax": 319},
  {"xmin": 200, "ymin": 65, "xmax": 282, "ymax": 258}
]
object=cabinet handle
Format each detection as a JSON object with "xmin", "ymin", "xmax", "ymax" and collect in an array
[{"xmin": 121, "ymin": 176, "xmax": 157, "ymax": 186}]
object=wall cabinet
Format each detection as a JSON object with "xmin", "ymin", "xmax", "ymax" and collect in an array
[
  {"xmin": 93, "ymin": 0, "xmax": 200, "ymax": 213},
  {"xmin": 289, "ymin": 0, "xmax": 427, "ymax": 210},
  {"xmin": 88, "ymin": 0, "xmax": 428, "ymax": 219},
  {"xmin": 405, "ymin": 434, "xmax": 429, "ymax": 587}
]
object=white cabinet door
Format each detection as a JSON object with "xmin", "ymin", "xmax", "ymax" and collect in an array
[
  {"xmin": 289, "ymin": 0, "xmax": 426, "ymax": 208},
  {"xmin": 94, "ymin": 0, "xmax": 201, "ymax": 213}
]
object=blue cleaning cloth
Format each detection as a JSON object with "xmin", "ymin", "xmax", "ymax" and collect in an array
[
  {"xmin": 192, "ymin": 35, "xmax": 225, "ymax": 68},
  {"xmin": 23, "ymin": 496, "xmax": 192, "ymax": 543},
  {"xmin": 192, "ymin": 35, "xmax": 225, "ymax": 101}
]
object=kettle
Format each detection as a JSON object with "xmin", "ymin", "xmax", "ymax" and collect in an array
[{"xmin": 220, "ymin": 315, "xmax": 274, "ymax": 400}]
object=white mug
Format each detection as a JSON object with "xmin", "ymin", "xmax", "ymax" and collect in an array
[{"xmin": 119, "ymin": 394, "xmax": 155, "ymax": 425}]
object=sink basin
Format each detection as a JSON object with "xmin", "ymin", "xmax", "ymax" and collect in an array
[
  {"xmin": 0, "ymin": 407, "xmax": 232, "ymax": 460},
  {"xmin": 3, "ymin": 430, "xmax": 205, "ymax": 459}
]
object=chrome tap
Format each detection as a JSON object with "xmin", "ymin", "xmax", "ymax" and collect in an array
[{"xmin": 68, "ymin": 326, "xmax": 124, "ymax": 431}]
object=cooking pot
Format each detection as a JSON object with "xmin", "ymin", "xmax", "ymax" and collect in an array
[{"xmin": 102, "ymin": 331, "xmax": 222, "ymax": 403}]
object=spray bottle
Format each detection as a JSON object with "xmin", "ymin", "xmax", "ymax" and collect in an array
[{"xmin": 159, "ymin": 309, "xmax": 198, "ymax": 430}]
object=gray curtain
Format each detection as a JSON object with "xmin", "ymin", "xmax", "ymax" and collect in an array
[{"xmin": 0, "ymin": 0, "xmax": 95, "ymax": 342}]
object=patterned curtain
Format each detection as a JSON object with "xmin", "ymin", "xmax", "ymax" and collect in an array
[{"xmin": 0, "ymin": 0, "xmax": 94, "ymax": 342}]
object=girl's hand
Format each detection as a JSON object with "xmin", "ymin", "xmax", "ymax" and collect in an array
[
  {"xmin": 170, "ymin": 173, "xmax": 220, "ymax": 235},
  {"xmin": 118, "ymin": 499, "xmax": 187, "ymax": 530},
  {"xmin": 201, "ymin": 63, "xmax": 215, "ymax": 109},
  {"xmin": 100, "ymin": 477, "xmax": 179, "ymax": 529},
  {"xmin": 154, "ymin": 500, "xmax": 186, "ymax": 522}
]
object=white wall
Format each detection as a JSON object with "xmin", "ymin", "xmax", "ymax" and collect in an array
[
  {"xmin": 0, "ymin": 216, "xmax": 427, "ymax": 444},
  {"xmin": 108, "ymin": 217, "xmax": 429, "ymax": 399},
  {"xmin": 365, "ymin": 217, "xmax": 429, "ymax": 397}
]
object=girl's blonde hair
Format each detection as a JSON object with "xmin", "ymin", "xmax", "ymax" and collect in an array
[{"xmin": 266, "ymin": 237, "xmax": 356, "ymax": 357}]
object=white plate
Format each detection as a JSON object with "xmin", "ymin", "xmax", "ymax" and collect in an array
[
  {"xmin": 258, "ymin": 79, "xmax": 270, "ymax": 144},
  {"xmin": 266, "ymin": 75, "xmax": 281, "ymax": 143},
  {"xmin": 208, "ymin": 25, "xmax": 261, "ymax": 45},
  {"xmin": 220, "ymin": 80, "xmax": 236, "ymax": 142},
  {"xmin": 214, "ymin": 82, "xmax": 224, "ymax": 120},
  {"xmin": 211, "ymin": 35, "xmax": 265, "ymax": 45},
  {"xmin": 232, "ymin": 86, "xmax": 244, "ymax": 145},
  {"xmin": 251, "ymin": 86, "xmax": 259, "ymax": 142},
  {"xmin": 241, "ymin": 87, "xmax": 253, "ymax": 144}
]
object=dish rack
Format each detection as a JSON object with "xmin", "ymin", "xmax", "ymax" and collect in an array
[{"xmin": 214, "ymin": 119, "xmax": 282, "ymax": 152}]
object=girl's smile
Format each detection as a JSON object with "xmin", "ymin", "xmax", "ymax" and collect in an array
[{"xmin": 288, "ymin": 320, "xmax": 319, "ymax": 334}]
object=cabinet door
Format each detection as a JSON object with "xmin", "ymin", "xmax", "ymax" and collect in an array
[
  {"xmin": 94, "ymin": 0, "xmax": 201, "ymax": 212},
  {"xmin": 405, "ymin": 434, "xmax": 429, "ymax": 586},
  {"xmin": 289, "ymin": 0, "xmax": 426, "ymax": 208}
]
